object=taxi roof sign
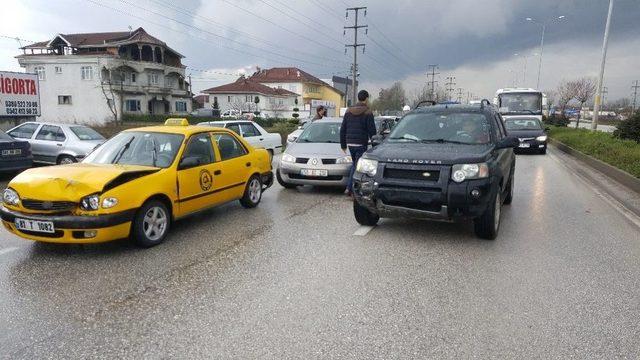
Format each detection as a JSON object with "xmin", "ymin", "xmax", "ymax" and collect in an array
[{"xmin": 164, "ymin": 118, "xmax": 189, "ymax": 126}]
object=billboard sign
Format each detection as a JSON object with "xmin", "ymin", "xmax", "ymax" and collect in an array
[{"xmin": 0, "ymin": 71, "xmax": 41, "ymax": 117}]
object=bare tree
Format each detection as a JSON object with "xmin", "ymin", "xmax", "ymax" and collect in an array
[
  {"xmin": 269, "ymin": 102, "xmax": 288, "ymax": 119},
  {"xmin": 571, "ymin": 77, "xmax": 596, "ymax": 128},
  {"xmin": 229, "ymin": 99, "xmax": 248, "ymax": 115},
  {"xmin": 544, "ymin": 89, "xmax": 557, "ymax": 114},
  {"xmin": 556, "ymin": 80, "xmax": 576, "ymax": 117},
  {"xmin": 100, "ymin": 67, "xmax": 119, "ymax": 124}
]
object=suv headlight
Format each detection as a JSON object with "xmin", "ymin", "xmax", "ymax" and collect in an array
[
  {"xmin": 536, "ymin": 135, "xmax": 548, "ymax": 142},
  {"xmin": 3, "ymin": 188, "xmax": 20, "ymax": 206},
  {"xmin": 281, "ymin": 153, "xmax": 296, "ymax": 163},
  {"xmin": 80, "ymin": 194, "xmax": 100, "ymax": 211},
  {"xmin": 336, "ymin": 155, "xmax": 352, "ymax": 164},
  {"xmin": 356, "ymin": 158, "xmax": 378, "ymax": 177},
  {"xmin": 451, "ymin": 163, "xmax": 489, "ymax": 183}
]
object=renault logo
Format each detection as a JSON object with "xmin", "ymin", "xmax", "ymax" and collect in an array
[
  {"xmin": 422, "ymin": 172, "xmax": 431, "ymax": 178},
  {"xmin": 311, "ymin": 158, "xmax": 318, "ymax": 165}
]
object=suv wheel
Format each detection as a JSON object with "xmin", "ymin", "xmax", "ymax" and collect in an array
[
  {"xmin": 473, "ymin": 189, "xmax": 501, "ymax": 240},
  {"xmin": 132, "ymin": 200, "xmax": 170, "ymax": 247},
  {"xmin": 276, "ymin": 169, "xmax": 298, "ymax": 189},
  {"xmin": 503, "ymin": 173, "xmax": 514, "ymax": 205},
  {"xmin": 353, "ymin": 200, "xmax": 379, "ymax": 226},
  {"xmin": 240, "ymin": 175, "xmax": 263, "ymax": 208}
]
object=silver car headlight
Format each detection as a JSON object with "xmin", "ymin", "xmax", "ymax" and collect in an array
[
  {"xmin": 356, "ymin": 158, "xmax": 378, "ymax": 177},
  {"xmin": 281, "ymin": 153, "xmax": 296, "ymax": 163},
  {"xmin": 3, "ymin": 188, "xmax": 20, "ymax": 206},
  {"xmin": 536, "ymin": 135, "xmax": 548, "ymax": 142},
  {"xmin": 451, "ymin": 163, "xmax": 489, "ymax": 183},
  {"xmin": 80, "ymin": 194, "xmax": 100, "ymax": 211},
  {"xmin": 336, "ymin": 155, "xmax": 352, "ymax": 164}
]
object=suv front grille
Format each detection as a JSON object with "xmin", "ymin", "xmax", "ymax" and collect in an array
[
  {"xmin": 384, "ymin": 168, "xmax": 440, "ymax": 181},
  {"xmin": 22, "ymin": 199, "xmax": 76, "ymax": 212}
]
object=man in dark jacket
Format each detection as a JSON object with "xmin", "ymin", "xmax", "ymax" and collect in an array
[{"xmin": 340, "ymin": 90, "xmax": 376, "ymax": 195}]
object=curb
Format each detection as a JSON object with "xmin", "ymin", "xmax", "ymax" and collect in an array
[{"xmin": 548, "ymin": 138, "xmax": 640, "ymax": 194}]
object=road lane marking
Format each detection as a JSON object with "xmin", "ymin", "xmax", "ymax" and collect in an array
[
  {"xmin": 353, "ymin": 226, "xmax": 375, "ymax": 236},
  {"xmin": 0, "ymin": 247, "xmax": 19, "ymax": 256}
]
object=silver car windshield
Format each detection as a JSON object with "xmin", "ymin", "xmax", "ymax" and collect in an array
[
  {"xmin": 297, "ymin": 122, "xmax": 341, "ymax": 143},
  {"xmin": 83, "ymin": 131, "xmax": 184, "ymax": 168},
  {"xmin": 70, "ymin": 126, "xmax": 105, "ymax": 141}
]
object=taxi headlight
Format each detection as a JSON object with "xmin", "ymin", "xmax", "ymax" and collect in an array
[
  {"xmin": 281, "ymin": 153, "xmax": 296, "ymax": 163},
  {"xmin": 101, "ymin": 197, "xmax": 118, "ymax": 209},
  {"xmin": 3, "ymin": 188, "xmax": 20, "ymax": 206},
  {"xmin": 80, "ymin": 194, "xmax": 100, "ymax": 211},
  {"xmin": 356, "ymin": 158, "xmax": 378, "ymax": 177},
  {"xmin": 336, "ymin": 155, "xmax": 352, "ymax": 164},
  {"xmin": 536, "ymin": 135, "xmax": 548, "ymax": 142},
  {"xmin": 451, "ymin": 163, "xmax": 489, "ymax": 183}
]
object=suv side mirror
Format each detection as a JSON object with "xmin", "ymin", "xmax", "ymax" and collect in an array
[
  {"xmin": 371, "ymin": 134, "xmax": 384, "ymax": 147},
  {"xmin": 496, "ymin": 136, "xmax": 519, "ymax": 149},
  {"xmin": 178, "ymin": 156, "xmax": 200, "ymax": 170}
]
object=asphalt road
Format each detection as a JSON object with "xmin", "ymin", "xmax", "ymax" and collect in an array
[{"xmin": 1, "ymin": 149, "xmax": 639, "ymax": 359}]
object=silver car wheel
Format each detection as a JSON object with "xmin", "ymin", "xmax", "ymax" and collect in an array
[
  {"xmin": 143, "ymin": 206, "xmax": 168, "ymax": 241},
  {"xmin": 59, "ymin": 157, "xmax": 75, "ymax": 164}
]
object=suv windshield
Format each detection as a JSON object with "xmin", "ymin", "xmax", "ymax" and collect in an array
[
  {"xmin": 498, "ymin": 93, "xmax": 542, "ymax": 115},
  {"xmin": 388, "ymin": 111, "xmax": 491, "ymax": 145},
  {"xmin": 70, "ymin": 126, "xmax": 105, "ymax": 141},
  {"xmin": 504, "ymin": 118, "xmax": 542, "ymax": 130},
  {"xmin": 297, "ymin": 122, "xmax": 341, "ymax": 143},
  {"xmin": 83, "ymin": 131, "xmax": 184, "ymax": 168}
]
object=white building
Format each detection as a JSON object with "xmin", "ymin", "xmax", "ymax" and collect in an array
[
  {"xmin": 17, "ymin": 27, "xmax": 192, "ymax": 125},
  {"xmin": 202, "ymin": 77, "xmax": 299, "ymax": 118}
]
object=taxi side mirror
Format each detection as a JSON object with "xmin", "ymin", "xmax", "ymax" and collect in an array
[{"xmin": 178, "ymin": 156, "xmax": 200, "ymax": 170}]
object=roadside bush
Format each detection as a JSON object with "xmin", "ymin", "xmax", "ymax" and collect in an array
[
  {"xmin": 548, "ymin": 126, "xmax": 640, "ymax": 178},
  {"xmin": 544, "ymin": 114, "xmax": 570, "ymax": 127},
  {"xmin": 613, "ymin": 113, "xmax": 640, "ymax": 143}
]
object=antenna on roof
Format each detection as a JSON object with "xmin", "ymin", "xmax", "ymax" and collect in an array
[{"xmin": 128, "ymin": 25, "xmax": 133, "ymax": 35}]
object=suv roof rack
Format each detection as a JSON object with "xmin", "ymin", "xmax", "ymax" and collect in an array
[{"xmin": 416, "ymin": 100, "xmax": 437, "ymax": 108}]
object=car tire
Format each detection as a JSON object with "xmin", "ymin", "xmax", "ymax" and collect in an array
[
  {"xmin": 539, "ymin": 147, "xmax": 547, "ymax": 155},
  {"xmin": 353, "ymin": 200, "xmax": 379, "ymax": 226},
  {"xmin": 473, "ymin": 188, "xmax": 501, "ymax": 240},
  {"xmin": 57, "ymin": 155, "xmax": 76, "ymax": 165},
  {"xmin": 276, "ymin": 169, "xmax": 298, "ymax": 189},
  {"xmin": 503, "ymin": 173, "xmax": 514, "ymax": 205},
  {"xmin": 131, "ymin": 200, "xmax": 170, "ymax": 247},
  {"xmin": 240, "ymin": 175, "xmax": 262, "ymax": 208}
]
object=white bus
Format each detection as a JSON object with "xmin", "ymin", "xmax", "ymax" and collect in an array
[{"xmin": 493, "ymin": 88, "xmax": 547, "ymax": 122}]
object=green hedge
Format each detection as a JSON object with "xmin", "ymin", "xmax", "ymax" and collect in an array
[{"xmin": 549, "ymin": 126, "xmax": 640, "ymax": 178}]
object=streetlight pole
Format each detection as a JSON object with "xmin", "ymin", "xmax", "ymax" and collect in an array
[
  {"xmin": 526, "ymin": 15, "xmax": 565, "ymax": 90},
  {"xmin": 592, "ymin": 0, "xmax": 615, "ymax": 130}
]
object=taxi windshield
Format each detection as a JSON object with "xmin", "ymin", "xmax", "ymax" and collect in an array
[
  {"xmin": 388, "ymin": 112, "xmax": 491, "ymax": 145},
  {"xmin": 83, "ymin": 131, "xmax": 184, "ymax": 168}
]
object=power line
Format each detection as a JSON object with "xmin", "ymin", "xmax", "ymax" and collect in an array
[
  {"xmin": 632, "ymin": 80, "xmax": 640, "ymax": 112},
  {"xmin": 344, "ymin": 6, "xmax": 367, "ymax": 102},
  {"xmin": 456, "ymin": 88, "xmax": 464, "ymax": 103},
  {"xmin": 445, "ymin": 76, "xmax": 456, "ymax": 101},
  {"xmin": 427, "ymin": 64, "xmax": 439, "ymax": 101}
]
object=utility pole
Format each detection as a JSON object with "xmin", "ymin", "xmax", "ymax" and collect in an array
[
  {"xmin": 600, "ymin": 86, "xmax": 608, "ymax": 108},
  {"xmin": 456, "ymin": 88, "xmax": 464, "ymax": 103},
  {"xmin": 426, "ymin": 64, "xmax": 439, "ymax": 101},
  {"xmin": 592, "ymin": 0, "xmax": 614, "ymax": 130},
  {"xmin": 445, "ymin": 76, "xmax": 456, "ymax": 101},
  {"xmin": 345, "ymin": 7, "xmax": 367, "ymax": 104},
  {"xmin": 631, "ymin": 80, "xmax": 639, "ymax": 112}
]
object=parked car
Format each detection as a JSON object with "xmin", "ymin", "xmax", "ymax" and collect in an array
[
  {"xmin": 6, "ymin": 122, "xmax": 106, "ymax": 164},
  {"xmin": 198, "ymin": 120, "xmax": 282, "ymax": 157},
  {"xmin": 286, "ymin": 118, "xmax": 313, "ymax": 145},
  {"xmin": 352, "ymin": 101, "xmax": 518, "ymax": 239},
  {"xmin": 0, "ymin": 118, "xmax": 273, "ymax": 247},
  {"xmin": 277, "ymin": 118, "xmax": 352, "ymax": 189},
  {"xmin": 0, "ymin": 131, "xmax": 33, "ymax": 173},
  {"xmin": 503, "ymin": 117, "xmax": 549, "ymax": 154}
]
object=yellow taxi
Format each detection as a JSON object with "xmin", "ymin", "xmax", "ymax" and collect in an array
[{"xmin": 0, "ymin": 119, "xmax": 273, "ymax": 247}]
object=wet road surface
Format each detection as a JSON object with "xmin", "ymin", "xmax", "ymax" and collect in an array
[{"xmin": 1, "ymin": 149, "xmax": 639, "ymax": 358}]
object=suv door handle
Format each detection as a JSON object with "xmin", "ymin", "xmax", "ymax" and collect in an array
[
  {"xmin": 246, "ymin": 162, "xmax": 251, "ymax": 167},
  {"xmin": 214, "ymin": 170, "xmax": 222, "ymax": 176}
]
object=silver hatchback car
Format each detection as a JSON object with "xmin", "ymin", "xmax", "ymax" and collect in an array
[
  {"xmin": 276, "ymin": 118, "xmax": 352, "ymax": 188},
  {"xmin": 7, "ymin": 122, "xmax": 106, "ymax": 164}
]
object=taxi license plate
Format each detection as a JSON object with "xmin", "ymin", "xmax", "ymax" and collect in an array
[
  {"xmin": 301, "ymin": 169, "xmax": 328, "ymax": 177},
  {"xmin": 2, "ymin": 149, "xmax": 21, "ymax": 156},
  {"xmin": 14, "ymin": 218, "xmax": 55, "ymax": 233},
  {"xmin": 518, "ymin": 143, "xmax": 531, "ymax": 148}
]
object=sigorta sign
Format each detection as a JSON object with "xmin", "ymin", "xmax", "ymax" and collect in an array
[{"xmin": 0, "ymin": 71, "xmax": 41, "ymax": 117}]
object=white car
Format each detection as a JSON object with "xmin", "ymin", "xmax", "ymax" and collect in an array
[
  {"xmin": 286, "ymin": 119, "xmax": 313, "ymax": 146},
  {"xmin": 198, "ymin": 120, "xmax": 282, "ymax": 157}
]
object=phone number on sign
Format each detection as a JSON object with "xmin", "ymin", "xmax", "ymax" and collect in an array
[{"xmin": 4, "ymin": 100, "xmax": 39, "ymax": 115}]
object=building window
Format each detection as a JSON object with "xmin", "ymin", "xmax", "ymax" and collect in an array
[
  {"xmin": 289, "ymin": 85, "xmax": 297, "ymax": 93},
  {"xmin": 306, "ymin": 85, "xmax": 319, "ymax": 93},
  {"xmin": 149, "ymin": 72, "xmax": 159, "ymax": 85},
  {"xmin": 175, "ymin": 101, "xmax": 187, "ymax": 112},
  {"xmin": 55, "ymin": 66, "xmax": 62, "ymax": 74},
  {"xmin": 125, "ymin": 100, "xmax": 141, "ymax": 112},
  {"xmin": 35, "ymin": 66, "xmax": 45, "ymax": 81},
  {"xmin": 228, "ymin": 96, "xmax": 231, "ymax": 102},
  {"xmin": 58, "ymin": 95, "xmax": 72, "ymax": 105},
  {"xmin": 131, "ymin": 73, "xmax": 137, "ymax": 83},
  {"xmin": 81, "ymin": 66, "xmax": 93, "ymax": 80},
  {"xmin": 245, "ymin": 95, "xmax": 252, "ymax": 102},
  {"xmin": 278, "ymin": 98, "xmax": 284, "ymax": 105}
]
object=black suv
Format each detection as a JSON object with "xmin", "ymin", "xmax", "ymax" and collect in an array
[{"xmin": 352, "ymin": 101, "xmax": 518, "ymax": 239}]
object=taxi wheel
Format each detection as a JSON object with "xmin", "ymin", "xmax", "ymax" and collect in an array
[
  {"xmin": 240, "ymin": 175, "xmax": 262, "ymax": 208},
  {"xmin": 132, "ymin": 200, "xmax": 170, "ymax": 247}
]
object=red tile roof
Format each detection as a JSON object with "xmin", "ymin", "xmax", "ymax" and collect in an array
[
  {"xmin": 249, "ymin": 67, "xmax": 325, "ymax": 85},
  {"xmin": 202, "ymin": 77, "xmax": 298, "ymax": 97}
]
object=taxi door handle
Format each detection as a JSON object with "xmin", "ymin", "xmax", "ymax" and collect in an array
[
  {"xmin": 214, "ymin": 170, "xmax": 222, "ymax": 176},
  {"xmin": 246, "ymin": 162, "xmax": 251, "ymax": 167}
]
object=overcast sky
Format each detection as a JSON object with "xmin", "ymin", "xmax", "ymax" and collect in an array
[{"xmin": 1, "ymin": 0, "xmax": 639, "ymax": 102}]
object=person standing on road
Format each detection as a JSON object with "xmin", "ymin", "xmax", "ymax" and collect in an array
[
  {"xmin": 340, "ymin": 90, "xmax": 376, "ymax": 196},
  {"xmin": 313, "ymin": 105, "xmax": 327, "ymax": 120}
]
